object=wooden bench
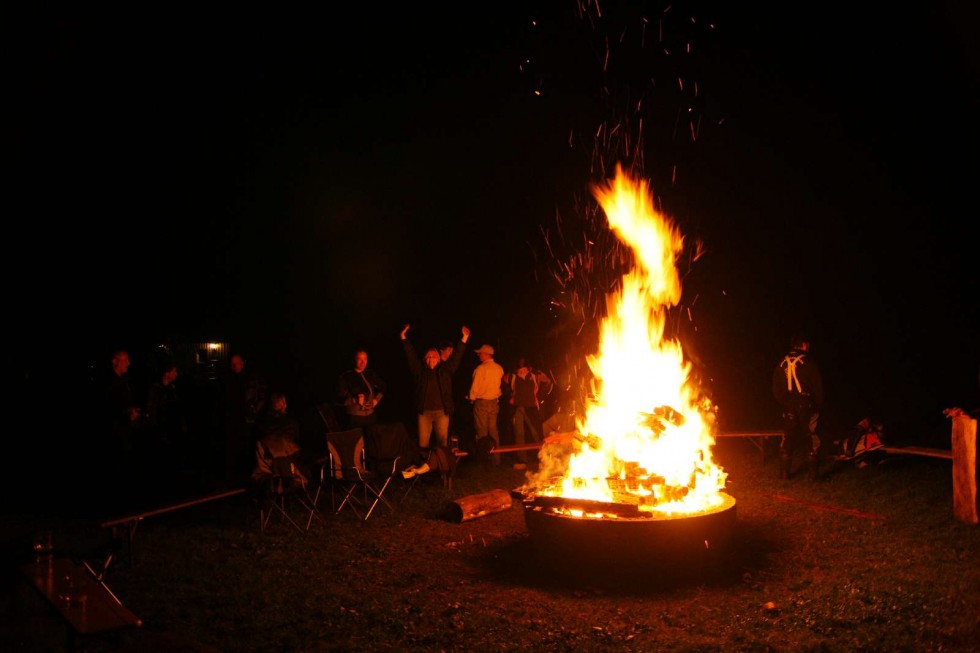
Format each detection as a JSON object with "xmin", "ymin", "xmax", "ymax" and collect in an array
[
  {"xmin": 98, "ymin": 487, "xmax": 247, "ymax": 571},
  {"xmin": 22, "ymin": 556, "xmax": 142, "ymax": 651},
  {"xmin": 715, "ymin": 431, "xmax": 783, "ymax": 461}
]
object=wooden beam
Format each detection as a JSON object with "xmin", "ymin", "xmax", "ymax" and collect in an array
[
  {"xmin": 489, "ymin": 443, "xmax": 542, "ymax": 453},
  {"xmin": 716, "ymin": 431, "xmax": 782, "ymax": 438},
  {"xmin": 882, "ymin": 446, "xmax": 953, "ymax": 460},
  {"xmin": 100, "ymin": 487, "xmax": 247, "ymax": 528}
]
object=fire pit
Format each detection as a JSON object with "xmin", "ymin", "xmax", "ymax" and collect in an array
[
  {"xmin": 521, "ymin": 491, "xmax": 736, "ymax": 570},
  {"xmin": 518, "ymin": 167, "xmax": 738, "ymax": 576}
]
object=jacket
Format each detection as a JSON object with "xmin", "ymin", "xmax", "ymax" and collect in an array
[
  {"xmin": 772, "ymin": 347, "xmax": 824, "ymax": 411},
  {"xmin": 403, "ymin": 338, "xmax": 467, "ymax": 416}
]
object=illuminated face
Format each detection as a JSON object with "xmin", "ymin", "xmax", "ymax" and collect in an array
[
  {"xmin": 439, "ymin": 346, "xmax": 453, "ymax": 361},
  {"xmin": 354, "ymin": 351, "xmax": 368, "ymax": 372},
  {"xmin": 424, "ymin": 350, "xmax": 440, "ymax": 368},
  {"xmin": 112, "ymin": 352, "xmax": 131, "ymax": 376},
  {"xmin": 230, "ymin": 355, "xmax": 245, "ymax": 373},
  {"xmin": 273, "ymin": 395, "xmax": 287, "ymax": 413}
]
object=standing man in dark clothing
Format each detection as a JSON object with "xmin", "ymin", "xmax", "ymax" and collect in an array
[
  {"xmin": 337, "ymin": 349, "xmax": 387, "ymax": 429},
  {"xmin": 104, "ymin": 349, "xmax": 141, "ymax": 461},
  {"xmin": 218, "ymin": 353, "xmax": 267, "ymax": 485},
  {"xmin": 400, "ymin": 324, "xmax": 470, "ymax": 450},
  {"xmin": 772, "ymin": 333, "xmax": 825, "ymax": 480},
  {"xmin": 509, "ymin": 357, "xmax": 542, "ymax": 464}
]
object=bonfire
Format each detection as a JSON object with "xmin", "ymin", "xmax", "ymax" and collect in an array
[{"xmin": 523, "ymin": 165, "xmax": 728, "ymax": 518}]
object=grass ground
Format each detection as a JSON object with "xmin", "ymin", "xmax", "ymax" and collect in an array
[{"xmin": 2, "ymin": 438, "xmax": 978, "ymax": 652}]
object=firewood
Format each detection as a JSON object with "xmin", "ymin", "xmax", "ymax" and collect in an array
[
  {"xmin": 449, "ymin": 489, "xmax": 513, "ymax": 523},
  {"xmin": 529, "ymin": 495, "xmax": 644, "ymax": 517}
]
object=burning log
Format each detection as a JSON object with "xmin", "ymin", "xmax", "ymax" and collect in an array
[
  {"xmin": 449, "ymin": 489, "xmax": 512, "ymax": 523},
  {"xmin": 640, "ymin": 405, "xmax": 685, "ymax": 434},
  {"xmin": 528, "ymin": 495, "xmax": 645, "ymax": 518},
  {"xmin": 543, "ymin": 431, "xmax": 602, "ymax": 451}
]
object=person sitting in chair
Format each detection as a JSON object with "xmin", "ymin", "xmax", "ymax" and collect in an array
[{"xmin": 251, "ymin": 391, "xmax": 309, "ymax": 489}]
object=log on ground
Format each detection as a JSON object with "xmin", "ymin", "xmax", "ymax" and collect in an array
[{"xmin": 448, "ymin": 489, "xmax": 512, "ymax": 523}]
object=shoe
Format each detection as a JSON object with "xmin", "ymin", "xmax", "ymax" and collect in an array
[
  {"xmin": 401, "ymin": 466, "xmax": 417, "ymax": 479},
  {"xmin": 414, "ymin": 463, "xmax": 430, "ymax": 475}
]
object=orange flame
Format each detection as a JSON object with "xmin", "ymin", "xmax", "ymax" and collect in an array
[{"xmin": 533, "ymin": 165, "xmax": 726, "ymax": 516}]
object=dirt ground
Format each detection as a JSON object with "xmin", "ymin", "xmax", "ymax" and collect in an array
[{"xmin": 2, "ymin": 439, "xmax": 978, "ymax": 652}]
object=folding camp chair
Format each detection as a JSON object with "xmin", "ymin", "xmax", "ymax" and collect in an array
[
  {"xmin": 255, "ymin": 442, "xmax": 319, "ymax": 533},
  {"xmin": 402, "ymin": 445, "xmax": 466, "ymax": 503},
  {"xmin": 362, "ymin": 422, "xmax": 414, "ymax": 519},
  {"xmin": 311, "ymin": 426, "xmax": 396, "ymax": 521}
]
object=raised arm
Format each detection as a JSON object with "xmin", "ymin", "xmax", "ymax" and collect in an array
[{"xmin": 400, "ymin": 323, "xmax": 422, "ymax": 373}]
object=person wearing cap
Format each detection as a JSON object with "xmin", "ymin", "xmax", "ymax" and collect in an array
[{"xmin": 468, "ymin": 343, "xmax": 505, "ymax": 461}]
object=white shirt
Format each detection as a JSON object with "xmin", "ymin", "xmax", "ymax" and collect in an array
[{"xmin": 469, "ymin": 359, "xmax": 504, "ymax": 400}]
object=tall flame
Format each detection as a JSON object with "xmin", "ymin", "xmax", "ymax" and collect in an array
[{"xmin": 537, "ymin": 165, "xmax": 726, "ymax": 516}]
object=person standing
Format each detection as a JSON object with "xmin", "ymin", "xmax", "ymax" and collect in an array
[
  {"xmin": 509, "ymin": 357, "xmax": 542, "ymax": 464},
  {"xmin": 400, "ymin": 324, "xmax": 469, "ymax": 451},
  {"xmin": 468, "ymin": 343, "xmax": 504, "ymax": 463},
  {"xmin": 218, "ymin": 352, "xmax": 267, "ymax": 485},
  {"xmin": 143, "ymin": 361, "xmax": 185, "ymax": 450},
  {"xmin": 772, "ymin": 332, "xmax": 825, "ymax": 480},
  {"xmin": 104, "ymin": 349, "xmax": 141, "ymax": 462},
  {"xmin": 337, "ymin": 349, "xmax": 387, "ymax": 429},
  {"xmin": 437, "ymin": 340, "xmax": 455, "ymax": 363},
  {"xmin": 141, "ymin": 360, "xmax": 190, "ymax": 488}
]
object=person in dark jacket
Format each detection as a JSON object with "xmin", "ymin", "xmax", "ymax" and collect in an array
[
  {"xmin": 218, "ymin": 352, "xmax": 268, "ymax": 485},
  {"xmin": 400, "ymin": 323, "xmax": 469, "ymax": 451},
  {"xmin": 337, "ymin": 350, "xmax": 388, "ymax": 429},
  {"xmin": 772, "ymin": 332, "xmax": 825, "ymax": 480}
]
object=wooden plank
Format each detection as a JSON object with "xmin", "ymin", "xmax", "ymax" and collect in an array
[
  {"xmin": 489, "ymin": 443, "xmax": 542, "ymax": 453},
  {"xmin": 97, "ymin": 487, "xmax": 248, "ymax": 572},
  {"xmin": 882, "ymin": 446, "xmax": 953, "ymax": 460},
  {"xmin": 100, "ymin": 487, "xmax": 247, "ymax": 528},
  {"xmin": 716, "ymin": 431, "xmax": 782, "ymax": 438}
]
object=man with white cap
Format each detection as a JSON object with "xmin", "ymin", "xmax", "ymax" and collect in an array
[{"xmin": 468, "ymin": 343, "xmax": 504, "ymax": 463}]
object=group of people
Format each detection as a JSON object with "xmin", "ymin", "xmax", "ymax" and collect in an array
[
  {"xmin": 93, "ymin": 323, "xmax": 561, "ymax": 500},
  {"xmin": 94, "ymin": 326, "xmax": 830, "ymax": 503}
]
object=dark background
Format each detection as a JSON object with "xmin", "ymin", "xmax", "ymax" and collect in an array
[{"xmin": 11, "ymin": 2, "xmax": 978, "ymax": 443}]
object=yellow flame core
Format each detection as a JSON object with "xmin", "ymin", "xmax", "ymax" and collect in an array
[{"xmin": 548, "ymin": 165, "xmax": 726, "ymax": 515}]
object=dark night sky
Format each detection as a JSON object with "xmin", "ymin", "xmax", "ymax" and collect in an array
[{"xmin": 12, "ymin": 3, "xmax": 978, "ymax": 440}]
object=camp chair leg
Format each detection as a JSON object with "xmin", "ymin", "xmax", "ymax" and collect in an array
[
  {"xmin": 304, "ymin": 499, "xmax": 324, "ymax": 531},
  {"xmin": 260, "ymin": 492, "xmax": 307, "ymax": 534},
  {"xmin": 364, "ymin": 476, "xmax": 397, "ymax": 521},
  {"xmin": 335, "ymin": 482, "xmax": 364, "ymax": 520}
]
